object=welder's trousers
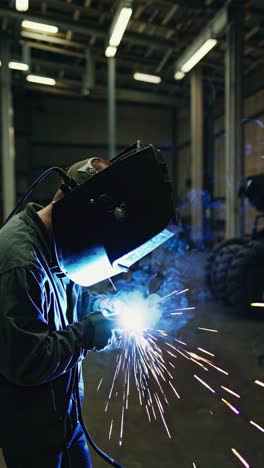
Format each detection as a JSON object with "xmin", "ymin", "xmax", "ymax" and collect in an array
[{"xmin": 2, "ymin": 422, "xmax": 92, "ymax": 468}]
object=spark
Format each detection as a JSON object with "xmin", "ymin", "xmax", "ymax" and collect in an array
[
  {"xmin": 188, "ymin": 351, "xmax": 210, "ymax": 362},
  {"xmin": 249, "ymin": 420, "xmax": 264, "ymax": 433},
  {"xmin": 221, "ymin": 398, "xmax": 240, "ymax": 415},
  {"xmin": 166, "ymin": 350, "xmax": 178, "ymax": 358},
  {"xmin": 165, "ymin": 342, "xmax": 178, "ymax": 351},
  {"xmin": 193, "ymin": 463, "xmax": 197, "ymax": 468},
  {"xmin": 197, "ymin": 347, "xmax": 215, "ymax": 357},
  {"xmin": 194, "ymin": 375, "xmax": 215, "ymax": 394},
  {"xmin": 190, "ymin": 358, "xmax": 208, "ymax": 371},
  {"xmin": 187, "ymin": 352, "xmax": 210, "ymax": 370},
  {"xmin": 176, "ymin": 348, "xmax": 191, "ymax": 360},
  {"xmin": 96, "ymin": 378, "xmax": 103, "ymax": 391},
  {"xmin": 175, "ymin": 288, "xmax": 189, "ymax": 295},
  {"xmin": 221, "ymin": 386, "xmax": 240, "ymax": 398},
  {"xmin": 107, "ymin": 323, "xmax": 176, "ymax": 441},
  {"xmin": 145, "ymin": 404, "xmax": 151, "ymax": 422},
  {"xmin": 154, "ymin": 393, "xmax": 172, "ymax": 438},
  {"xmin": 95, "ymin": 285, "xmax": 255, "ymax": 453},
  {"xmin": 231, "ymin": 448, "xmax": 250, "ymax": 468},
  {"xmin": 119, "ymin": 405, "xmax": 125, "ymax": 446},
  {"xmin": 254, "ymin": 379, "xmax": 264, "ymax": 387},
  {"xmin": 169, "ymin": 381, "xmax": 180, "ymax": 399},
  {"xmin": 207, "ymin": 362, "xmax": 229, "ymax": 375},
  {"xmin": 109, "ymin": 419, "xmax": 113, "ymax": 439},
  {"xmin": 159, "ymin": 289, "xmax": 179, "ymax": 302},
  {"xmin": 108, "ymin": 277, "xmax": 117, "ymax": 291},
  {"xmin": 171, "ymin": 307, "xmax": 195, "ymax": 314},
  {"xmin": 174, "ymin": 339, "xmax": 187, "ymax": 346}
]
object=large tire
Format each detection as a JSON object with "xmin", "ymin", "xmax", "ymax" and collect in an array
[
  {"xmin": 210, "ymin": 243, "xmax": 245, "ymax": 305},
  {"xmin": 205, "ymin": 239, "xmax": 247, "ymax": 294},
  {"xmin": 226, "ymin": 240, "xmax": 264, "ymax": 311}
]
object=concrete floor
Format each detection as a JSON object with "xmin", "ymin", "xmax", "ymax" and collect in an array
[{"xmin": 0, "ymin": 251, "xmax": 263, "ymax": 467}]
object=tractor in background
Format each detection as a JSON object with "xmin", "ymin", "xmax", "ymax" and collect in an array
[{"xmin": 205, "ymin": 174, "xmax": 264, "ymax": 313}]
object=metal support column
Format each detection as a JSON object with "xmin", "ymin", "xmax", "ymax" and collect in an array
[
  {"xmin": 190, "ymin": 68, "xmax": 204, "ymax": 243},
  {"xmin": 107, "ymin": 57, "xmax": 116, "ymax": 160},
  {"xmin": 0, "ymin": 36, "xmax": 16, "ymax": 222},
  {"xmin": 225, "ymin": 0, "xmax": 243, "ymax": 238},
  {"xmin": 171, "ymin": 108, "xmax": 178, "ymax": 212},
  {"xmin": 82, "ymin": 49, "xmax": 95, "ymax": 95},
  {"xmin": 204, "ymin": 86, "xmax": 215, "ymax": 245}
]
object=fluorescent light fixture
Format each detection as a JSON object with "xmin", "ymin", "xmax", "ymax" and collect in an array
[
  {"xmin": 109, "ymin": 7, "xmax": 132, "ymax": 47},
  {"xmin": 181, "ymin": 39, "xmax": 217, "ymax": 73},
  {"xmin": 174, "ymin": 70, "xmax": 185, "ymax": 80},
  {"xmin": 133, "ymin": 72, "xmax": 161, "ymax": 84},
  {"xmin": 105, "ymin": 46, "xmax": 117, "ymax": 58},
  {"xmin": 26, "ymin": 74, "xmax": 56, "ymax": 86},
  {"xmin": 251, "ymin": 302, "xmax": 264, "ymax": 307},
  {"xmin": 16, "ymin": 0, "xmax": 29, "ymax": 11},
  {"xmin": 22, "ymin": 20, "xmax": 59, "ymax": 34},
  {"xmin": 9, "ymin": 61, "xmax": 29, "ymax": 71}
]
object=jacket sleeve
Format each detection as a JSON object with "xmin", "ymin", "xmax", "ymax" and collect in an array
[{"xmin": 0, "ymin": 266, "xmax": 88, "ymax": 386}]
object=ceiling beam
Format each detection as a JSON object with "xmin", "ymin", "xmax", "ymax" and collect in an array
[
  {"xmin": 23, "ymin": 82, "xmax": 179, "ymax": 107},
  {"xmin": 19, "ymin": 38, "xmax": 163, "ymax": 70},
  {"xmin": 0, "ymin": 7, "xmax": 176, "ymax": 51}
]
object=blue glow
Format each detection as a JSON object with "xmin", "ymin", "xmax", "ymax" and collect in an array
[
  {"xmin": 66, "ymin": 229, "xmax": 174, "ymax": 287},
  {"xmin": 90, "ymin": 234, "xmax": 196, "ymax": 336},
  {"xmin": 96, "ymin": 291, "xmax": 162, "ymax": 333},
  {"xmin": 114, "ymin": 229, "xmax": 174, "ymax": 269}
]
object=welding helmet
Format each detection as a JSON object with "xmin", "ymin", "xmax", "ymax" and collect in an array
[
  {"xmin": 52, "ymin": 141, "xmax": 178, "ymax": 286},
  {"xmin": 239, "ymin": 174, "xmax": 264, "ymax": 212}
]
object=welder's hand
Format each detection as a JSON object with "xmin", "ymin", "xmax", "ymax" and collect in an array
[{"xmin": 81, "ymin": 311, "xmax": 117, "ymax": 351}]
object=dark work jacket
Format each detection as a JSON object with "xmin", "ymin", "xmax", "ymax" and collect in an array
[{"xmin": 0, "ymin": 203, "xmax": 89, "ymax": 449}]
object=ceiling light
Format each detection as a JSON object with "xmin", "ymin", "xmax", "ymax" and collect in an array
[
  {"xmin": 26, "ymin": 75, "xmax": 56, "ymax": 86},
  {"xmin": 16, "ymin": 0, "xmax": 29, "ymax": 11},
  {"xmin": 181, "ymin": 39, "xmax": 217, "ymax": 73},
  {"xmin": 109, "ymin": 7, "xmax": 132, "ymax": 47},
  {"xmin": 133, "ymin": 73, "xmax": 161, "ymax": 84},
  {"xmin": 174, "ymin": 70, "xmax": 185, "ymax": 80},
  {"xmin": 105, "ymin": 46, "xmax": 117, "ymax": 58},
  {"xmin": 9, "ymin": 61, "xmax": 29, "ymax": 71},
  {"xmin": 22, "ymin": 20, "xmax": 59, "ymax": 34}
]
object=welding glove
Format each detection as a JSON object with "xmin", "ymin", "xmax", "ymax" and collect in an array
[{"xmin": 81, "ymin": 311, "xmax": 116, "ymax": 351}]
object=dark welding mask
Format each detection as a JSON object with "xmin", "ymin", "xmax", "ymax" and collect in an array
[
  {"xmin": 52, "ymin": 142, "xmax": 178, "ymax": 286},
  {"xmin": 239, "ymin": 174, "xmax": 264, "ymax": 212}
]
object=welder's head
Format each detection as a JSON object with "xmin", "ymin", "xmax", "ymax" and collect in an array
[
  {"xmin": 67, "ymin": 158, "xmax": 109, "ymax": 182},
  {"xmin": 53, "ymin": 157, "xmax": 109, "ymax": 203},
  {"xmin": 52, "ymin": 143, "xmax": 177, "ymax": 287}
]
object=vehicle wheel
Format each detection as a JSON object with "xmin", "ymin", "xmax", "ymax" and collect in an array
[
  {"xmin": 210, "ymin": 243, "xmax": 245, "ymax": 304},
  {"xmin": 226, "ymin": 240, "xmax": 264, "ymax": 311},
  {"xmin": 205, "ymin": 239, "xmax": 247, "ymax": 294}
]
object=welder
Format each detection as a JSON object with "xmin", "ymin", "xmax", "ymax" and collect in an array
[
  {"xmin": 0, "ymin": 142, "xmax": 176, "ymax": 468},
  {"xmin": 0, "ymin": 157, "xmax": 117, "ymax": 468}
]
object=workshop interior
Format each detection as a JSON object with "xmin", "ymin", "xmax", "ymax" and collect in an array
[{"xmin": 0, "ymin": 0, "xmax": 263, "ymax": 467}]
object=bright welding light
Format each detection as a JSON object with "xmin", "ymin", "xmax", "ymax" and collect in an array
[
  {"xmin": 97, "ymin": 291, "xmax": 162, "ymax": 333},
  {"xmin": 118, "ymin": 292, "xmax": 161, "ymax": 333}
]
